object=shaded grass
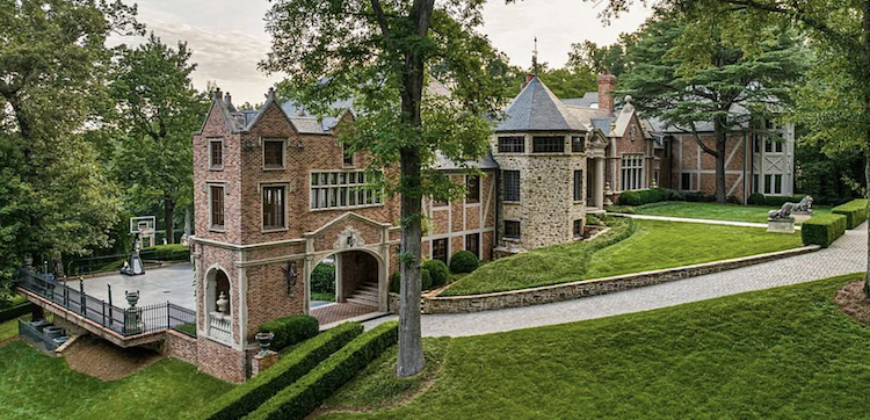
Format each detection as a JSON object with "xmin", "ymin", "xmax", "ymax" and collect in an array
[
  {"xmin": 585, "ymin": 220, "xmax": 804, "ymax": 279},
  {"xmin": 318, "ymin": 274, "xmax": 870, "ymax": 420},
  {"xmin": 0, "ymin": 341, "xmax": 234, "ymax": 420},
  {"xmin": 629, "ymin": 201, "xmax": 833, "ymax": 224},
  {"xmin": 323, "ymin": 338, "xmax": 450, "ymax": 411},
  {"xmin": 312, "ymin": 292, "xmax": 336, "ymax": 303},
  {"xmin": 0, "ymin": 317, "xmax": 20, "ymax": 343},
  {"xmin": 440, "ymin": 218, "xmax": 636, "ymax": 297},
  {"xmin": 443, "ymin": 219, "xmax": 801, "ymax": 296}
]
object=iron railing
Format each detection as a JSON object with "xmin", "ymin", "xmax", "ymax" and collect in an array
[{"xmin": 16, "ymin": 270, "xmax": 196, "ymax": 338}]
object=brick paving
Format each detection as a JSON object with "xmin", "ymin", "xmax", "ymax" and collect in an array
[
  {"xmin": 364, "ymin": 222, "xmax": 867, "ymax": 337},
  {"xmin": 311, "ymin": 302, "xmax": 378, "ymax": 326}
]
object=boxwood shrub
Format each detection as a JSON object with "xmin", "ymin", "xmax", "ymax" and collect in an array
[
  {"xmin": 449, "ymin": 251, "xmax": 479, "ymax": 274},
  {"xmin": 618, "ymin": 188, "xmax": 670, "ymax": 206},
  {"xmin": 802, "ymin": 214, "xmax": 847, "ymax": 248},
  {"xmin": 311, "ymin": 263, "xmax": 336, "ymax": 294},
  {"xmin": 389, "ymin": 269, "xmax": 432, "ymax": 293},
  {"xmin": 0, "ymin": 302, "xmax": 32, "ymax": 323},
  {"xmin": 832, "ymin": 199, "xmax": 869, "ymax": 230},
  {"xmin": 763, "ymin": 194, "xmax": 806, "ymax": 207},
  {"xmin": 141, "ymin": 244, "xmax": 190, "ymax": 261},
  {"xmin": 245, "ymin": 321, "xmax": 399, "ymax": 420},
  {"xmin": 190, "ymin": 321, "xmax": 363, "ymax": 420},
  {"xmin": 747, "ymin": 193, "xmax": 766, "ymax": 206},
  {"xmin": 422, "ymin": 260, "xmax": 449, "ymax": 288},
  {"xmin": 258, "ymin": 315, "xmax": 319, "ymax": 351}
]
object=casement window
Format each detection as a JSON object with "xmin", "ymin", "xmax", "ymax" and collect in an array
[
  {"xmin": 342, "ymin": 143, "xmax": 354, "ymax": 166},
  {"xmin": 504, "ymin": 220, "xmax": 521, "ymax": 239},
  {"xmin": 310, "ymin": 171, "xmax": 383, "ymax": 210},
  {"xmin": 209, "ymin": 185, "xmax": 225, "ymax": 230},
  {"xmin": 209, "ymin": 140, "xmax": 223, "ymax": 169},
  {"xmin": 466, "ymin": 175, "xmax": 480, "ymax": 204},
  {"xmin": 573, "ymin": 170, "xmax": 584, "ymax": 202},
  {"xmin": 497, "ymin": 136, "xmax": 525, "ymax": 153},
  {"xmin": 262, "ymin": 186, "xmax": 286, "ymax": 230},
  {"xmin": 766, "ymin": 174, "xmax": 784, "ymax": 195},
  {"xmin": 765, "ymin": 140, "xmax": 783, "ymax": 154},
  {"xmin": 573, "ymin": 220, "xmax": 583, "ymax": 239},
  {"xmin": 532, "ymin": 136, "xmax": 565, "ymax": 153},
  {"xmin": 432, "ymin": 238, "xmax": 448, "ymax": 264},
  {"xmin": 753, "ymin": 174, "xmax": 760, "ymax": 194},
  {"xmin": 263, "ymin": 139, "xmax": 285, "ymax": 169},
  {"xmin": 621, "ymin": 154, "xmax": 644, "ymax": 191},
  {"xmin": 681, "ymin": 173, "xmax": 692, "ymax": 191},
  {"xmin": 503, "ymin": 170, "xmax": 521, "ymax": 203},
  {"xmin": 571, "ymin": 136, "xmax": 586, "ymax": 153},
  {"xmin": 465, "ymin": 233, "xmax": 480, "ymax": 259}
]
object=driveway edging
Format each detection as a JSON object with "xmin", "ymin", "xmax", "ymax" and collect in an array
[{"xmin": 391, "ymin": 245, "xmax": 821, "ymax": 314}]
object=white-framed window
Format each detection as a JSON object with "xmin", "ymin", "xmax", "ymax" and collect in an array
[
  {"xmin": 310, "ymin": 171, "xmax": 383, "ymax": 210},
  {"xmin": 765, "ymin": 174, "xmax": 784, "ymax": 195},
  {"xmin": 208, "ymin": 184, "xmax": 225, "ymax": 231},
  {"xmin": 208, "ymin": 139, "xmax": 224, "ymax": 170},
  {"xmin": 263, "ymin": 139, "xmax": 286, "ymax": 170},
  {"xmin": 621, "ymin": 154, "xmax": 644, "ymax": 191}
]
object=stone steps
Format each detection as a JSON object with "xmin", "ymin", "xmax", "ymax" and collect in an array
[{"xmin": 346, "ymin": 282, "xmax": 379, "ymax": 307}]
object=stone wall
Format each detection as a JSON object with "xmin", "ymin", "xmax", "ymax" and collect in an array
[{"xmin": 400, "ymin": 245, "xmax": 820, "ymax": 314}]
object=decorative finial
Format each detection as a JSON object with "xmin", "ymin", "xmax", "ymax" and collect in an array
[
  {"xmin": 532, "ymin": 37, "xmax": 540, "ymax": 76},
  {"xmin": 266, "ymin": 87, "xmax": 276, "ymax": 101},
  {"xmin": 624, "ymin": 95, "xmax": 632, "ymax": 104}
]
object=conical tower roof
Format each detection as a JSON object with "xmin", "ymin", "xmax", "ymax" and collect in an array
[{"xmin": 496, "ymin": 77, "xmax": 586, "ymax": 132}]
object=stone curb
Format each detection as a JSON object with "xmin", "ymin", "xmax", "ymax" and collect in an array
[{"xmin": 391, "ymin": 245, "xmax": 821, "ymax": 314}]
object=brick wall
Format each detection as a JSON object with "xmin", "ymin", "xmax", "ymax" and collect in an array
[{"xmin": 165, "ymin": 330, "xmax": 197, "ymax": 365}]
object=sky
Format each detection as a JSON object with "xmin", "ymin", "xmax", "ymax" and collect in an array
[{"xmin": 125, "ymin": 0, "xmax": 653, "ymax": 105}]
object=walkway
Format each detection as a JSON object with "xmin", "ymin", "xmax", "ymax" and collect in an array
[
  {"xmin": 364, "ymin": 223, "xmax": 867, "ymax": 337},
  {"xmin": 609, "ymin": 213, "xmax": 795, "ymax": 229}
]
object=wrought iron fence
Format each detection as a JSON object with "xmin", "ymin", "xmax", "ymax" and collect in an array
[{"xmin": 16, "ymin": 269, "xmax": 196, "ymax": 338}]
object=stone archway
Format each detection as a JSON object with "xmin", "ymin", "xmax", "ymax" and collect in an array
[{"xmin": 308, "ymin": 248, "xmax": 384, "ymax": 326}]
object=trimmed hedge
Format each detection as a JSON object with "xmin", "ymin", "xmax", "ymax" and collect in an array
[
  {"xmin": 190, "ymin": 322, "xmax": 363, "ymax": 420},
  {"xmin": 802, "ymin": 214, "xmax": 847, "ymax": 248},
  {"xmin": 832, "ymin": 199, "xmax": 869, "ymax": 230},
  {"xmin": 762, "ymin": 194, "xmax": 806, "ymax": 207},
  {"xmin": 245, "ymin": 321, "xmax": 400, "ymax": 420},
  {"xmin": 747, "ymin": 193, "xmax": 766, "ymax": 206},
  {"xmin": 311, "ymin": 263, "xmax": 336, "ymax": 294},
  {"xmin": 618, "ymin": 188, "xmax": 669, "ymax": 206},
  {"xmin": 422, "ymin": 260, "xmax": 450, "ymax": 288},
  {"xmin": 258, "ymin": 315, "xmax": 319, "ymax": 351},
  {"xmin": 0, "ymin": 302, "xmax": 32, "ymax": 323},
  {"xmin": 389, "ymin": 269, "xmax": 432, "ymax": 293},
  {"xmin": 449, "ymin": 251, "xmax": 479, "ymax": 274},
  {"xmin": 141, "ymin": 244, "xmax": 190, "ymax": 261}
]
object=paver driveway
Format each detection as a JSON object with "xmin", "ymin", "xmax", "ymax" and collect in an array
[{"xmin": 365, "ymin": 222, "xmax": 868, "ymax": 337}]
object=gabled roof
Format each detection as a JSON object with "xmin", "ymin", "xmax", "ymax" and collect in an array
[{"xmin": 496, "ymin": 77, "xmax": 586, "ymax": 132}]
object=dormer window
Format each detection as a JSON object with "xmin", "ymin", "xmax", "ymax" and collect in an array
[{"xmin": 263, "ymin": 139, "xmax": 285, "ymax": 169}]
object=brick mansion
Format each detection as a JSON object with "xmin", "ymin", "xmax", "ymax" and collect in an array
[{"xmin": 189, "ymin": 73, "xmax": 795, "ymax": 381}]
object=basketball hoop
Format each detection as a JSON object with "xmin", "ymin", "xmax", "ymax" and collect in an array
[{"xmin": 130, "ymin": 216, "xmax": 157, "ymax": 248}]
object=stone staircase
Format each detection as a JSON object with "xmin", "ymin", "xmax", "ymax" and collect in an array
[{"xmin": 345, "ymin": 282, "xmax": 379, "ymax": 307}]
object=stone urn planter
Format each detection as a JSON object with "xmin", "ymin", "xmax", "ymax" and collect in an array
[
  {"xmin": 216, "ymin": 292, "xmax": 229, "ymax": 314},
  {"xmin": 255, "ymin": 332, "xmax": 274, "ymax": 355},
  {"xmin": 125, "ymin": 290, "xmax": 140, "ymax": 308}
]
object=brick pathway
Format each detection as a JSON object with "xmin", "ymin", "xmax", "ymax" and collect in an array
[
  {"xmin": 311, "ymin": 302, "xmax": 378, "ymax": 326},
  {"xmin": 364, "ymin": 223, "xmax": 867, "ymax": 337}
]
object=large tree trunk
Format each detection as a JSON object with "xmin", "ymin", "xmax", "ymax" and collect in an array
[
  {"xmin": 864, "ymin": 0, "xmax": 870, "ymax": 298},
  {"xmin": 395, "ymin": 0, "xmax": 434, "ymax": 378},
  {"xmin": 164, "ymin": 197, "xmax": 175, "ymax": 245},
  {"xmin": 714, "ymin": 117, "xmax": 728, "ymax": 203}
]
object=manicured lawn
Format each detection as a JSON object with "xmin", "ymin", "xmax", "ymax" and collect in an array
[
  {"xmin": 585, "ymin": 219, "xmax": 804, "ymax": 279},
  {"xmin": 0, "ymin": 341, "xmax": 234, "ymax": 419},
  {"xmin": 312, "ymin": 292, "xmax": 336, "ymax": 302},
  {"xmin": 318, "ymin": 273, "xmax": 870, "ymax": 419},
  {"xmin": 626, "ymin": 201, "xmax": 833, "ymax": 224},
  {"xmin": 442, "ymin": 219, "xmax": 802, "ymax": 296},
  {"xmin": 0, "ymin": 318, "xmax": 20, "ymax": 342}
]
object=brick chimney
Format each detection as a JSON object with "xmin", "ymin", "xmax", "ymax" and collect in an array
[
  {"xmin": 597, "ymin": 71, "xmax": 618, "ymax": 112},
  {"xmin": 224, "ymin": 92, "xmax": 233, "ymax": 107},
  {"xmin": 520, "ymin": 73, "xmax": 535, "ymax": 90}
]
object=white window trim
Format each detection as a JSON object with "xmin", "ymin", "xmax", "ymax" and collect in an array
[
  {"xmin": 309, "ymin": 170, "xmax": 384, "ymax": 212},
  {"xmin": 208, "ymin": 137, "xmax": 225, "ymax": 171},
  {"xmin": 207, "ymin": 183, "xmax": 226, "ymax": 233},
  {"xmin": 262, "ymin": 138, "xmax": 287, "ymax": 171},
  {"xmin": 621, "ymin": 153, "xmax": 645, "ymax": 191},
  {"xmin": 260, "ymin": 182, "xmax": 290, "ymax": 233}
]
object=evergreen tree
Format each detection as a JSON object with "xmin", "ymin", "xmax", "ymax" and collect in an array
[{"xmin": 620, "ymin": 13, "xmax": 808, "ymax": 202}]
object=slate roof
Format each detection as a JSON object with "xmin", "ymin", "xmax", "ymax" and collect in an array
[
  {"xmin": 562, "ymin": 92, "xmax": 599, "ymax": 108},
  {"xmin": 496, "ymin": 77, "xmax": 586, "ymax": 132},
  {"xmin": 434, "ymin": 150, "xmax": 500, "ymax": 171}
]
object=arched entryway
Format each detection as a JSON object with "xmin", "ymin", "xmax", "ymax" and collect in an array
[
  {"xmin": 205, "ymin": 267, "xmax": 232, "ymax": 342},
  {"xmin": 308, "ymin": 250, "xmax": 383, "ymax": 326}
]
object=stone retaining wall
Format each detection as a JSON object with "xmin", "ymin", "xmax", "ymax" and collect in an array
[{"xmin": 391, "ymin": 246, "xmax": 820, "ymax": 314}]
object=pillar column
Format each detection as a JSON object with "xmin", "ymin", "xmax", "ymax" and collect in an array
[{"xmin": 595, "ymin": 158, "xmax": 605, "ymax": 209}]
